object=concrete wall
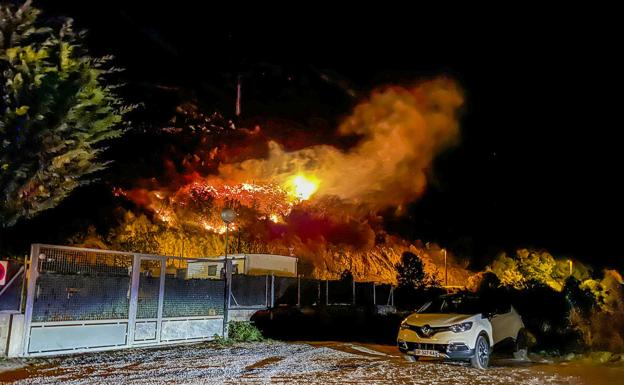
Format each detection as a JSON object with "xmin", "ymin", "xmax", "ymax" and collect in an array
[
  {"xmin": 0, "ymin": 311, "xmax": 22, "ymax": 357},
  {"xmin": 228, "ymin": 309, "xmax": 260, "ymax": 322},
  {"xmin": 0, "ymin": 312, "xmax": 10, "ymax": 356}
]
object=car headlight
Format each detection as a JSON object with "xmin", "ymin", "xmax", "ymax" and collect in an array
[
  {"xmin": 449, "ymin": 321, "xmax": 473, "ymax": 333},
  {"xmin": 400, "ymin": 320, "xmax": 410, "ymax": 329}
]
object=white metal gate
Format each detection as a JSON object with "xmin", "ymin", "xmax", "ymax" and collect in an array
[{"xmin": 21, "ymin": 244, "xmax": 225, "ymax": 357}]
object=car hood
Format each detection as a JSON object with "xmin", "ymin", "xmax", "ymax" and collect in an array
[{"xmin": 404, "ymin": 313, "xmax": 480, "ymax": 326}]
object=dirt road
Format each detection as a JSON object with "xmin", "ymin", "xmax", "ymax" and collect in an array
[{"xmin": 1, "ymin": 341, "xmax": 621, "ymax": 384}]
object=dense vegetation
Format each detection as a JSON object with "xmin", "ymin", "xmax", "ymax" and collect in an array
[{"xmin": 0, "ymin": 0, "xmax": 132, "ymax": 227}]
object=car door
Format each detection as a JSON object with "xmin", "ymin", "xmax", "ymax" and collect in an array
[{"xmin": 489, "ymin": 303, "xmax": 522, "ymax": 344}]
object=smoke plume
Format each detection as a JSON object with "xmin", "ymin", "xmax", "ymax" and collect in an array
[{"xmin": 219, "ymin": 78, "xmax": 463, "ymax": 210}]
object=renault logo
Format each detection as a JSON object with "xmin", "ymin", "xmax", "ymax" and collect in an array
[{"xmin": 420, "ymin": 325, "xmax": 433, "ymax": 337}]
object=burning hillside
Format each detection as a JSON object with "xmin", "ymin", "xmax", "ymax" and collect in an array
[{"xmin": 105, "ymin": 77, "xmax": 468, "ymax": 283}]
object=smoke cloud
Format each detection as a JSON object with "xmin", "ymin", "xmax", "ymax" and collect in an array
[{"xmin": 219, "ymin": 78, "xmax": 463, "ymax": 210}]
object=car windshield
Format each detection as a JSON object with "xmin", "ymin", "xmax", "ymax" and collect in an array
[{"xmin": 418, "ymin": 296, "xmax": 484, "ymax": 314}]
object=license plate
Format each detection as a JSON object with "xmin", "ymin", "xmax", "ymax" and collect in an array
[{"xmin": 413, "ymin": 349, "xmax": 441, "ymax": 357}]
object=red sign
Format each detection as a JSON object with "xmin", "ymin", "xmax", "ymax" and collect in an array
[{"xmin": 0, "ymin": 261, "xmax": 7, "ymax": 285}]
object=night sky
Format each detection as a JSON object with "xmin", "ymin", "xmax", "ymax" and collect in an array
[{"xmin": 33, "ymin": 1, "xmax": 623, "ymax": 269}]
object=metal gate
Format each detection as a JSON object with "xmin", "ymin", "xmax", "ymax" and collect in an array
[{"xmin": 21, "ymin": 244, "xmax": 225, "ymax": 357}]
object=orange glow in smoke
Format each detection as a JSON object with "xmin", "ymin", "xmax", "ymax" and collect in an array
[{"xmin": 287, "ymin": 174, "xmax": 319, "ymax": 201}]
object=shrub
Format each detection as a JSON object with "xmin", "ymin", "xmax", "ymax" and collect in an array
[{"xmin": 228, "ymin": 321, "xmax": 264, "ymax": 342}]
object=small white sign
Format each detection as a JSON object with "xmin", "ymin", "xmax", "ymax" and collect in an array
[{"xmin": 0, "ymin": 260, "xmax": 7, "ymax": 285}]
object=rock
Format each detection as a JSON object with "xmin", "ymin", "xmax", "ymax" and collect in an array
[{"xmin": 562, "ymin": 353, "xmax": 575, "ymax": 361}]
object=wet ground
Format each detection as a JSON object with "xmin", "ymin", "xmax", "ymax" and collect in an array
[{"xmin": 1, "ymin": 341, "xmax": 622, "ymax": 384}]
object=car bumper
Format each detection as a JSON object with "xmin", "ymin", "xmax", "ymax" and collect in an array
[{"xmin": 398, "ymin": 340, "xmax": 475, "ymax": 360}]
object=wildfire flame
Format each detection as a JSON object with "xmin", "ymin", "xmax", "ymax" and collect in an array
[{"xmin": 287, "ymin": 174, "xmax": 319, "ymax": 201}]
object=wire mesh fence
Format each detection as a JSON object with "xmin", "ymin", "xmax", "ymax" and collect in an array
[
  {"xmin": 32, "ymin": 274, "xmax": 132, "ymax": 322},
  {"xmin": 38, "ymin": 246, "xmax": 133, "ymax": 276},
  {"xmin": 299, "ymin": 278, "xmax": 321, "ymax": 306},
  {"xmin": 327, "ymin": 280, "xmax": 353, "ymax": 304},
  {"xmin": 230, "ymin": 274, "xmax": 268, "ymax": 308},
  {"xmin": 27, "ymin": 245, "xmax": 395, "ymax": 324},
  {"xmin": 32, "ymin": 246, "xmax": 134, "ymax": 322},
  {"xmin": 355, "ymin": 282, "xmax": 375, "ymax": 306},
  {"xmin": 29, "ymin": 246, "xmax": 227, "ymax": 322},
  {"xmin": 163, "ymin": 258, "xmax": 224, "ymax": 317},
  {"xmin": 274, "ymin": 276, "xmax": 298, "ymax": 305}
]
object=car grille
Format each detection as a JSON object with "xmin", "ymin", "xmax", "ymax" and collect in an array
[{"xmin": 404, "ymin": 324, "xmax": 451, "ymax": 338}]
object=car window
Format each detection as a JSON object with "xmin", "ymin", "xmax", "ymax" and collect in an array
[
  {"xmin": 417, "ymin": 301, "xmax": 432, "ymax": 313},
  {"xmin": 418, "ymin": 295, "xmax": 484, "ymax": 314},
  {"xmin": 496, "ymin": 303, "xmax": 511, "ymax": 314}
]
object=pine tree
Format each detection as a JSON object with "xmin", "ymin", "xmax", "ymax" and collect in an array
[
  {"xmin": 396, "ymin": 251, "xmax": 436, "ymax": 289},
  {"xmin": 0, "ymin": 0, "xmax": 133, "ymax": 227}
]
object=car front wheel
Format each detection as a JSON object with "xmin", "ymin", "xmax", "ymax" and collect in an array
[
  {"xmin": 403, "ymin": 354, "xmax": 419, "ymax": 362},
  {"xmin": 470, "ymin": 334, "xmax": 490, "ymax": 369}
]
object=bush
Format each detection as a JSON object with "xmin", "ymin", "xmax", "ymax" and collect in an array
[{"xmin": 228, "ymin": 321, "xmax": 264, "ymax": 342}]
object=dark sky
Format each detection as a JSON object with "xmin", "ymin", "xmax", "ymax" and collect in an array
[{"xmin": 36, "ymin": 1, "xmax": 623, "ymax": 269}]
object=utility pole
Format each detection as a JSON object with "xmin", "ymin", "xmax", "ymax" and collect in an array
[
  {"xmin": 235, "ymin": 75, "xmax": 242, "ymax": 117},
  {"xmin": 220, "ymin": 208, "xmax": 236, "ymax": 338},
  {"xmin": 444, "ymin": 248, "xmax": 448, "ymax": 286}
]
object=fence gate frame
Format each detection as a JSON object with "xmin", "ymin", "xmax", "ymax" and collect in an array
[{"xmin": 20, "ymin": 244, "xmax": 225, "ymax": 357}]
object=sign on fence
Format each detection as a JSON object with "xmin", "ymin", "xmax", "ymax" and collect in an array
[{"xmin": 0, "ymin": 260, "xmax": 7, "ymax": 285}]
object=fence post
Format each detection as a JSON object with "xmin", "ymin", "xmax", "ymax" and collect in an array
[
  {"xmin": 270, "ymin": 273, "xmax": 275, "ymax": 308},
  {"xmin": 372, "ymin": 283, "xmax": 376, "ymax": 306},
  {"xmin": 297, "ymin": 275, "xmax": 301, "ymax": 306},
  {"xmin": 317, "ymin": 280, "xmax": 321, "ymax": 305},
  {"xmin": 352, "ymin": 280, "xmax": 356, "ymax": 305},
  {"xmin": 265, "ymin": 275, "xmax": 269, "ymax": 307},
  {"xmin": 325, "ymin": 279, "xmax": 329, "ymax": 306},
  {"xmin": 155, "ymin": 259, "xmax": 166, "ymax": 344},
  {"xmin": 126, "ymin": 254, "xmax": 141, "ymax": 345},
  {"xmin": 21, "ymin": 244, "xmax": 40, "ymax": 356},
  {"xmin": 20, "ymin": 255, "xmax": 28, "ymax": 313}
]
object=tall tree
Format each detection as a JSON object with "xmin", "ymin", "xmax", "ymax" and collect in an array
[
  {"xmin": 396, "ymin": 251, "xmax": 438, "ymax": 289},
  {"xmin": 0, "ymin": 0, "xmax": 132, "ymax": 227}
]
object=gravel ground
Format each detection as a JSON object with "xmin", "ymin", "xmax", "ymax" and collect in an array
[{"xmin": 0, "ymin": 341, "xmax": 620, "ymax": 384}]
